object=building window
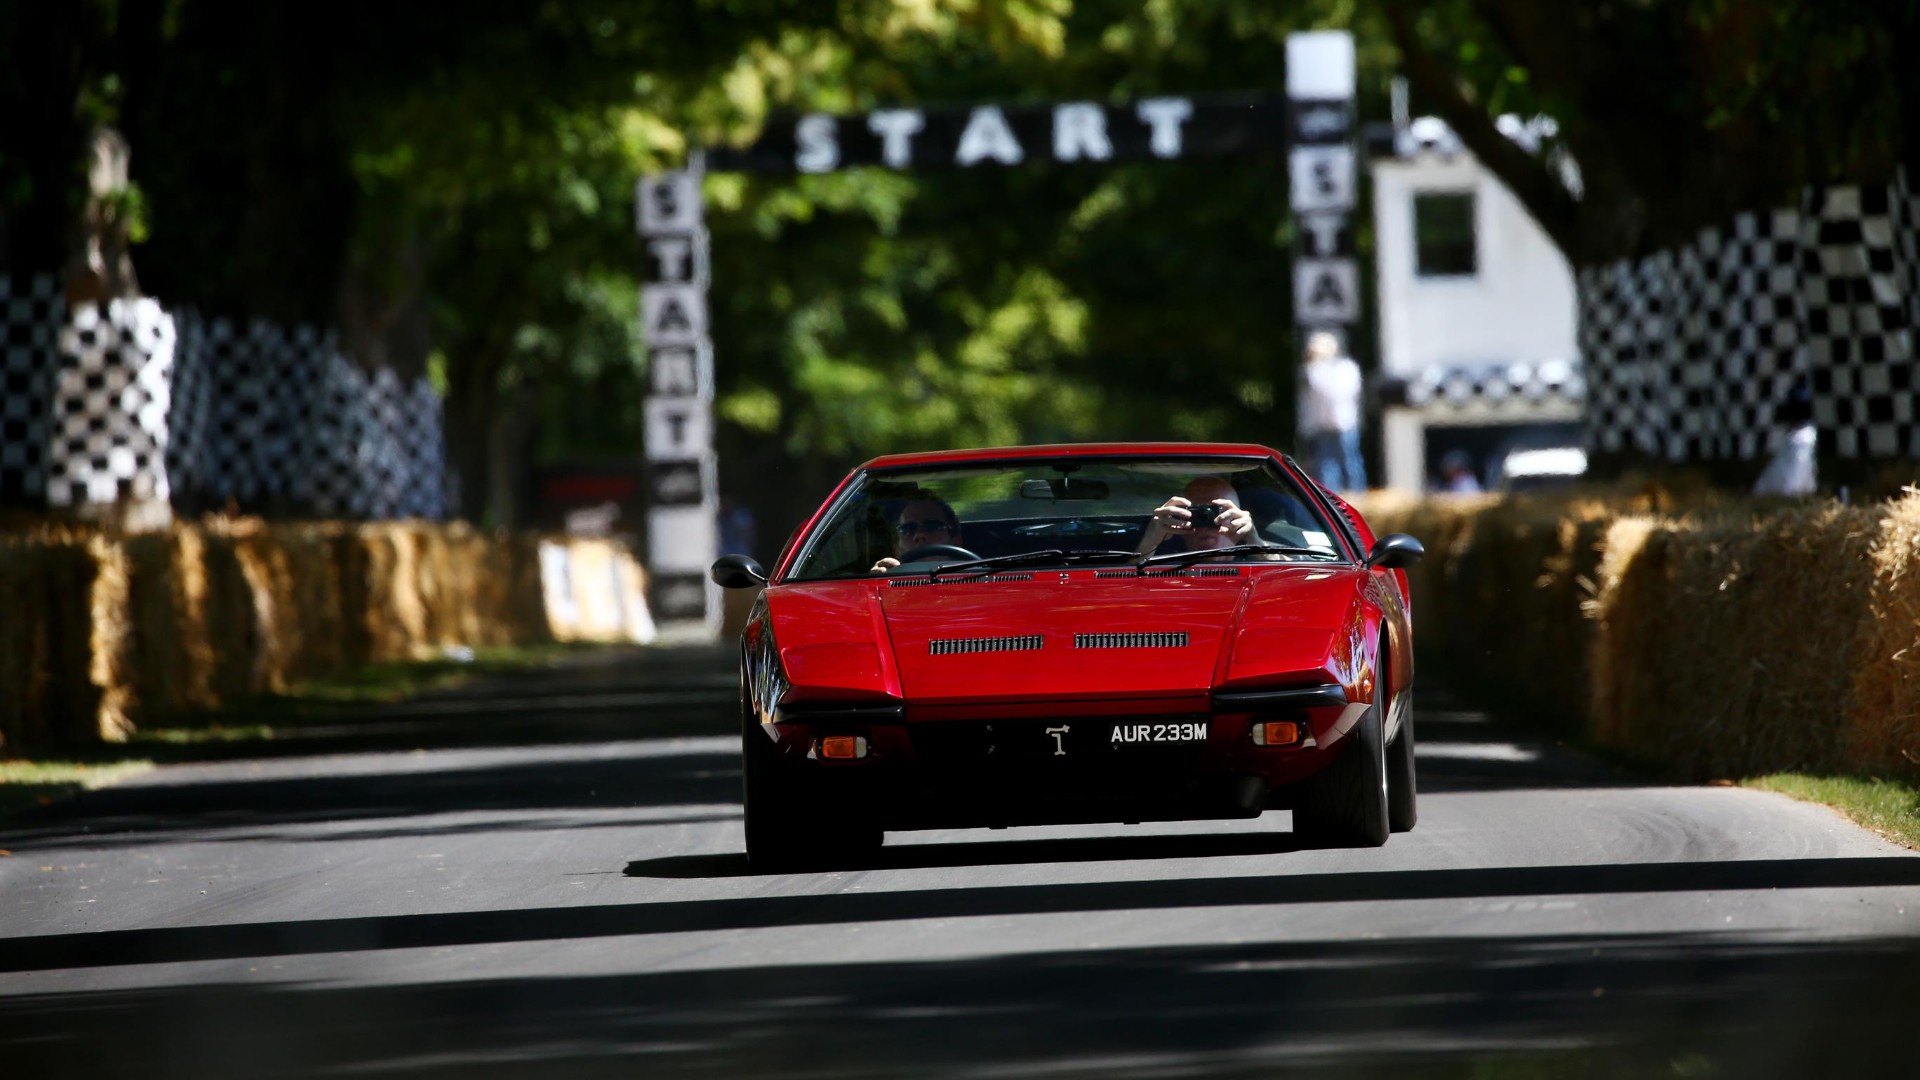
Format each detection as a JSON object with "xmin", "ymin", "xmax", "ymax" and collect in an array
[{"xmin": 1414, "ymin": 191, "xmax": 1477, "ymax": 277}]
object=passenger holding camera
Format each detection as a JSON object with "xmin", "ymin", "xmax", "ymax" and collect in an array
[{"xmin": 1136, "ymin": 476, "xmax": 1257, "ymax": 556}]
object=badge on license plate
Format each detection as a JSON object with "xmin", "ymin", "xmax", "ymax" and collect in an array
[{"xmin": 1109, "ymin": 720, "xmax": 1208, "ymax": 747}]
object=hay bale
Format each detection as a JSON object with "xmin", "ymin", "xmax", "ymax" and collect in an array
[
  {"xmin": 0, "ymin": 537, "xmax": 53, "ymax": 749},
  {"xmin": 86, "ymin": 534, "xmax": 136, "ymax": 742},
  {"xmin": 352, "ymin": 525, "xmax": 427, "ymax": 661},
  {"xmin": 0, "ymin": 533, "xmax": 109, "ymax": 750},
  {"xmin": 1589, "ymin": 503, "xmax": 1884, "ymax": 778},
  {"xmin": 1356, "ymin": 491, "xmax": 1602, "ymax": 722},
  {"xmin": 123, "ymin": 529, "xmax": 217, "ymax": 719},
  {"xmin": 196, "ymin": 520, "xmax": 273, "ymax": 703},
  {"xmin": 1587, "ymin": 516, "xmax": 1664, "ymax": 750},
  {"xmin": 1846, "ymin": 489, "xmax": 1920, "ymax": 772}
]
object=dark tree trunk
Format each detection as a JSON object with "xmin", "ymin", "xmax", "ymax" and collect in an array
[
  {"xmin": 339, "ymin": 222, "xmax": 431, "ymax": 382},
  {"xmin": 0, "ymin": 4, "xmax": 110, "ymax": 278},
  {"xmin": 444, "ymin": 344, "xmax": 503, "ymax": 525}
]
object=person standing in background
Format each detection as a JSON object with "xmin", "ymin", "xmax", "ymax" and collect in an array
[
  {"xmin": 1752, "ymin": 377, "xmax": 1817, "ymax": 497},
  {"xmin": 1436, "ymin": 448, "xmax": 1483, "ymax": 494},
  {"xmin": 1297, "ymin": 330, "xmax": 1367, "ymax": 491}
]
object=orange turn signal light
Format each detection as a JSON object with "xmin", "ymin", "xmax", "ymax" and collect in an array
[
  {"xmin": 1252, "ymin": 721, "xmax": 1303, "ymax": 747},
  {"xmin": 817, "ymin": 735, "xmax": 868, "ymax": 760}
]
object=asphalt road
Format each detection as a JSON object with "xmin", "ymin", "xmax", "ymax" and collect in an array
[{"xmin": 2, "ymin": 645, "xmax": 1918, "ymax": 1079}]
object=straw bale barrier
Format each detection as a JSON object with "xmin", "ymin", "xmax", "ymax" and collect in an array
[
  {"xmin": 1358, "ymin": 487, "xmax": 1920, "ymax": 779},
  {"xmin": 0, "ymin": 521, "xmax": 646, "ymax": 752}
]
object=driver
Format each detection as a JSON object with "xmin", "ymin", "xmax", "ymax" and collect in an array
[
  {"xmin": 1135, "ymin": 476, "xmax": 1257, "ymax": 556},
  {"xmin": 871, "ymin": 497, "xmax": 964, "ymax": 573}
]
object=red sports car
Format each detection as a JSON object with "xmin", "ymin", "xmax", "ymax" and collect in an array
[{"xmin": 711, "ymin": 442, "xmax": 1423, "ymax": 868}]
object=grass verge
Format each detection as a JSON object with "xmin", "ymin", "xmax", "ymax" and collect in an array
[
  {"xmin": 264, "ymin": 641, "xmax": 620, "ymax": 705},
  {"xmin": 0, "ymin": 759, "xmax": 156, "ymax": 817},
  {"xmin": 1743, "ymin": 773, "xmax": 1920, "ymax": 851}
]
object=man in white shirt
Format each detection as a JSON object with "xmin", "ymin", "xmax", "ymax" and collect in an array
[{"xmin": 1296, "ymin": 331, "xmax": 1367, "ymax": 491}]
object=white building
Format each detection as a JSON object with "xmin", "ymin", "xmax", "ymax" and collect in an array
[{"xmin": 1369, "ymin": 114, "xmax": 1585, "ymax": 492}]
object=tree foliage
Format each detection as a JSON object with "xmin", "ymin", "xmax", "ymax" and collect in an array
[
  {"xmin": 1381, "ymin": 0, "xmax": 1916, "ymax": 265},
  {"xmin": 2, "ymin": 1, "xmax": 1904, "ymax": 530}
]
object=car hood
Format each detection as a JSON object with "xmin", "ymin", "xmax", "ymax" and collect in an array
[{"xmin": 874, "ymin": 570, "xmax": 1350, "ymax": 705}]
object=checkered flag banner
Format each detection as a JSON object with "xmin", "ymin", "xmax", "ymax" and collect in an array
[
  {"xmin": 1580, "ymin": 172, "xmax": 1919, "ymax": 461},
  {"xmin": 1801, "ymin": 178, "xmax": 1920, "ymax": 459},
  {"xmin": 0, "ymin": 274, "xmax": 450, "ymax": 519},
  {"xmin": 288, "ymin": 350, "xmax": 448, "ymax": 520},
  {"xmin": 0, "ymin": 275, "xmax": 62, "ymax": 505},
  {"xmin": 1401, "ymin": 357, "xmax": 1584, "ymax": 423},
  {"xmin": 47, "ymin": 297, "xmax": 177, "ymax": 508}
]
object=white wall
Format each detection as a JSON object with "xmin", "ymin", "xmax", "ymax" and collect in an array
[{"xmin": 1372, "ymin": 154, "xmax": 1577, "ymax": 378}]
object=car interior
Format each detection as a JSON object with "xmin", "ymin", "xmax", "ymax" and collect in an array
[{"xmin": 787, "ymin": 461, "xmax": 1348, "ymax": 580}]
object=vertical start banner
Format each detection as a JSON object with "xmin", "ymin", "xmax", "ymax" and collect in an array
[
  {"xmin": 636, "ymin": 164, "xmax": 721, "ymax": 633},
  {"xmin": 1286, "ymin": 32, "xmax": 1359, "ymax": 337}
]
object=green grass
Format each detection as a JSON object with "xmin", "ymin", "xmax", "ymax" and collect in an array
[
  {"xmin": 1743, "ymin": 773, "xmax": 1920, "ymax": 850},
  {"xmin": 0, "ymin": 759, "xmax": 155, "ymax": 816},
  {"xmin": 267, "ymin": 641, "xmax": 616, "ymax": 705}
]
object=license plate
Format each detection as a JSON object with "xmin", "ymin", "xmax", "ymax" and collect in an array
[{"xmin": 1109, "ymin": 720, "xmax": 1208, "ymax": 748}]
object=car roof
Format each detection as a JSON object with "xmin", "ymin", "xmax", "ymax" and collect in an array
[{"xmin": 860, "ymin": 442, "xmax": 1286, "ymax": 470}]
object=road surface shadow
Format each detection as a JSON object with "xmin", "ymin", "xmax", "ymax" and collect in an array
[
  {"xmin": 0, "ymin": 743, "xmax": 746, "ymax": 849},
  {"xmin": 2, "ymin": 931, "xmax": 1916, "ymax": 1078},
  {"xmin": 5, "ymin": 855, "xmax": 1920, "ymax": 974},
  {"xmin": 628, "ymin": 829, "xmax": 1306, "ymax": 878}
]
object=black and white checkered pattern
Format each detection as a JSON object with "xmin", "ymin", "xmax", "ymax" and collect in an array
[
  {"xmin": 1580, "ymin": 256, "xmax": 1675, "ymax": 457},
  {"xmin": 0, "ymin": 275, "xmax": 62, "ymax": 505},
  {"xmin": 1403, "ymin": 357, "xmax": 1584, "ymax": 421},
  {"xmin": 0, "ymin": 274, "xmax": 451, "ymax": 519},
  {"xmin": 46, "ymin": 298, "xmax": 175, "ymax": 509},
  {"xmin": 294, "ymin": 353, "xmax": 376, "ymax": 519},
  {"xmin": 165, "ymin": 308, "xmax": 215, "ymax": 506},
  {"xmin": 1693, "ymin": 210, "xmax": 1806, "ymax": 459},
  {"xmin": 396, "ymin": 375, "xmax": 448, "ymax": 519},
  {"xmin": 1801, "ymin": 181, "xmax": 1919, "ymax": 459},
  {"xmin": 1582, "ymin": 175, "xmax": 1919, "ymax": 462},
  {"xmin": 165, "ymin": 316, "xmax": 450, "ymax": 520}
]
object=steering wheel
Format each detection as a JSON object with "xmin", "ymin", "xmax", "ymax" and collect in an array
[{"xmin": 899, "ymin": 543, "xmax": 980, "ymax": 562}]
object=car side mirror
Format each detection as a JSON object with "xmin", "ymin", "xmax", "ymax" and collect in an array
[
  {"xmin": 1365, "ymin": 533, "xmax": 1425, "ymax": 570},
  {"xmin": 710, "ymin": 553, "xmax": 769, "ymax": 589}
]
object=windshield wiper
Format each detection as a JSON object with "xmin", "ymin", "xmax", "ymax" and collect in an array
[
  {"xmin": 927, "ymin": 548, "xmax": 1142, "ymax": 580},
  {"xmin": 1140, "ymin": 544, "xmax": 1341, "ymax": 569}
]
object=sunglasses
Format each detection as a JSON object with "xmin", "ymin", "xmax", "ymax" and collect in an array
[{"xmin": 896, "ymin": 519, "xmax": 952, "ymax": 537}]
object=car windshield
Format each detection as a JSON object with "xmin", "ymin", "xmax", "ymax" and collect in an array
[{"xmin": 784, "ymin": 455, "xmax": 1350, "ymax": 581}]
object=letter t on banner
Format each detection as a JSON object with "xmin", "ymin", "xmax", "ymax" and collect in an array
[
  {"xmin": 1286, "ymin": 32, "xmax": 1359, "ymax": 335},
  {"xmin": 637, "ymin": 160, "xmax": 721, "ymax": 636}
]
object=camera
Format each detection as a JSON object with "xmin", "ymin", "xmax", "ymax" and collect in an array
[{"xmin": 1188, "ymin": 503, "xmax": 1222, "ymax": 528}]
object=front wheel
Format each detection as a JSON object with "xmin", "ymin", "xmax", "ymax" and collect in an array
[
  {"xmin": 742, "ymin": 720, "xmax": 883, "ymax": 871},
  {"xmin": 1292, "ymin": 701, "xmax": 1390, "ymax": 847},
  {"xmin": 742, "ymin": 721, "xmax": 807, "ymax": 869}
]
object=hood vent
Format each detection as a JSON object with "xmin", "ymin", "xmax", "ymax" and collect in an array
[
  {"xmin": 1075, "ymin": 632, "xmax": 1189, "ymax": 650},
  {"xmin": 929, "ymin": 634, "xmax": 1045, "ymax": 656},
  {"xmin": 1094, "ymin": 566, "xmax": 1241, "ymax": 579},
  {"xmin": 890, "ymin": 574, "xmax": 1033, "ymax": 587}
]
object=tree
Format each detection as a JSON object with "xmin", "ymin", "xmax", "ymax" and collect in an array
[
  {"xmin": 1379, "ymin": 0, "xmax": 1915, "ymax": 266},
  {"xmin": 0, "ymin": 2, "xmax": 119, "ymax": 282}
]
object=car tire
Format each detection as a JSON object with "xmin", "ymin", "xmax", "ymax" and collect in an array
[
  {"xmin": 1386, "ymin": 688, "xmax": 1417, "ymax": 833},
  {"xmin": 742, "ymin": 717, "xmax": 807, "ymax": 870},
  {"xmin": 1293, "ymin": 700, "xmax": 1390, "ymax": 848},
  {"xmin": 742, "ymin": 713, "xmax": 884, "ymax": 870}
]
